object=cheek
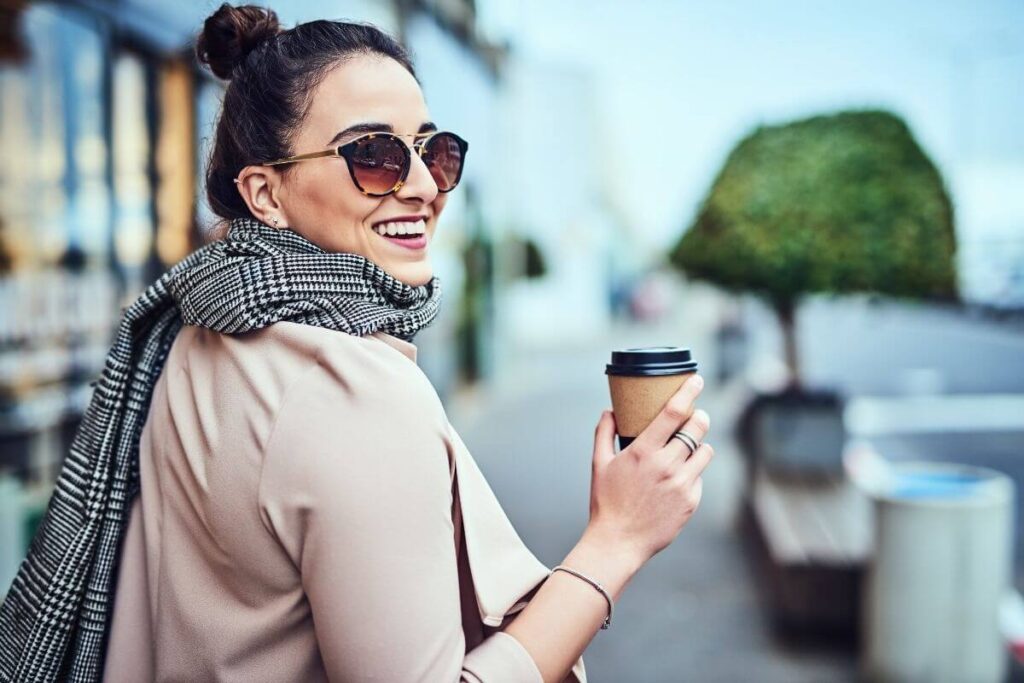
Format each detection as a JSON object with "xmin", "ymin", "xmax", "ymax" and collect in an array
[
  {"xmin": 306, "ymin": 163, "xmax": 354, "ymax": 204},
  {"xmin": 296, "ymin": 163, "xmax": 378, "ymax": 221},
  {"xmin": 432, "ymin": 193, "xmax": 450, "ymax": 217}
]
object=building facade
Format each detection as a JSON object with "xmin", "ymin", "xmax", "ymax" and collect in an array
[{"xmin": 0, "ymin": 0, "xmax": 504, "ymax": 589}]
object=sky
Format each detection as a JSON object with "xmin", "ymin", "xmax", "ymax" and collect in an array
[{"xmin": 477, "ymin": 0, "xmax": 1024, "ymax": 272}]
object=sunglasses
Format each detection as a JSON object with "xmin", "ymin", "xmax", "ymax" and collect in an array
[{"xmin": 258, "ymin": 130, "xmax": 469, "ymax": 197}]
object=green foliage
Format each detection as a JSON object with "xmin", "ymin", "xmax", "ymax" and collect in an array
[
  {"xmin": 669, "ymin": 109, "xmax": 958, "ymax": 309},
  {"xmin": 523, "ymin": 237, "xmax": 547, "ymax": 279}
]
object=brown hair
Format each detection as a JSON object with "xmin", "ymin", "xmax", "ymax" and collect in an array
[{"xmin": 195, "ymin": 3, "xmax": 418, "ymax": 223}]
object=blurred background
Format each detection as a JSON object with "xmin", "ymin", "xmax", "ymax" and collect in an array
[{"xmin": 1, "ymin": 0, "xmax": 1023, "ymax": 680}]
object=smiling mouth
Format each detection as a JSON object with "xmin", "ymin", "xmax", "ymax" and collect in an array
[
  {"xmin": 370, "ymin": 218, "xmax": 427, "ymax": 239},
  {"xmin": 369, "ymin": 219, "xmax": 429, "ymax": 251}
]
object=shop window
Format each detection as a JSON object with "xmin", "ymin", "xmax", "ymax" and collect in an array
[
  {"xmin": 155, "ymin": 58, "xmax": 195, "ymax": 266},
  {"xmin": 112, "ymin": 52, "xmax": 153, "ymax": 278},
  {"xmin": 0, "ymin": 4, "xmax": 67, "ymax": 271}
]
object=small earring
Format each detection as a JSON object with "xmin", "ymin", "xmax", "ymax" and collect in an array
[
  {"xmin": 233, "ymin": 178, "xmax": 241, "ymax": 185},
  {"xmin": 272, "ymin": 217, "xmax": 280, "ymax": 227}
]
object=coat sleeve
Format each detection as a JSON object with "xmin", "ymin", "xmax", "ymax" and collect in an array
[{"xmin": 257, "ymin": 337, "xmax": 543, "ymax": 683}]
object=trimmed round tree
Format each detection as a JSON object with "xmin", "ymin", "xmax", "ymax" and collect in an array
[{"xmin": 670, "ymin": 109, "xmax": 958, "ymax": 389}]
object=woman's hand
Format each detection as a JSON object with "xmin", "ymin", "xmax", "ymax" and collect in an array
[{"xmin": 586, "ymin": 374, "xmax": 714, "ymax": 567}]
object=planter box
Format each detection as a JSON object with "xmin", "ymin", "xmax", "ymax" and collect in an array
[{"xmin": 740, "ymin": 388, "xmax": 847, "ymax": 480}]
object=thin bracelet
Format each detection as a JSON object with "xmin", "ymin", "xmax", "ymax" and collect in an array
[{"xmin": 551, "ymin": 565, "xmax": 613, "ymax": 630}]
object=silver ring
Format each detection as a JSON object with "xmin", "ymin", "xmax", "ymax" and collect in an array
[{"xmin": 671, "ymin": 429, "xmax": 700, "ymax": 454}]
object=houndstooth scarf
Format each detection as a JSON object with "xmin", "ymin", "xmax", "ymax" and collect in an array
[{"xmin": 0, "ymin": 216, "xmax": 442, "ymax": 682}]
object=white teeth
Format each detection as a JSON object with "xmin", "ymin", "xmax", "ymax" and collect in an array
[{"xmin": 372, "ymin": 219, "xmax": 427, "ymax": 237}]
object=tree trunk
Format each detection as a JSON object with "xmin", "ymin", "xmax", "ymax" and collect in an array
[{"xmin": 774, "ymin": 299, "xmax": 801, "ymax": 390}]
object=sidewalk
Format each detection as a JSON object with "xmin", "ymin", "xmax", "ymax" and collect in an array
[{"xmin": 445, "ymin": 284, "xmax": 859, "ymax": 682}]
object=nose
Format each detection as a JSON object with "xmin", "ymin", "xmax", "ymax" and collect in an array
[{"xmin": 394, "ymin": 144, "xmax": 439, "ymax": 205}]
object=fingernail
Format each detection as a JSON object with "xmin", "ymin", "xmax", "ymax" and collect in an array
[{"xmin": 692, "ymin": 375, "xmax": 704, "ymax": 389}]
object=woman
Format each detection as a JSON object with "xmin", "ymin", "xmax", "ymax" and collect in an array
[{"xmin": 0, "ymin": 5, "xmax": 713, "ymax": 682}]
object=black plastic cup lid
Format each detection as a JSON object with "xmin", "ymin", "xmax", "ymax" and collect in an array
[{"xmin": 605, "ymin": 346, "xmax": 698, "ymax": 377}]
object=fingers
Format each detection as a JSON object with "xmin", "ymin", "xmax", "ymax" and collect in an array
[
  {"xmin": 679, "ymin": 442, "xmax": 714, "ymax": 482},
  {"xmin": 688, "ymin": 475, "xmax": 704, "ymax": 510},
  {"xmin": 593, "ymin": 410, "xmax": 617, "ymax": 470},
  {"xmin": 663, "ymin": 409, "xmax": 710, "ymax": 464},
  {"xmin": 631, "ymin": 374, "xmax": 704, "ymax": 454}
]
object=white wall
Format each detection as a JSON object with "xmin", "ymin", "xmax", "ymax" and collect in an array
[{"xmin": 497, "ymin": 55, "xmax": 616, "ymax": 347}]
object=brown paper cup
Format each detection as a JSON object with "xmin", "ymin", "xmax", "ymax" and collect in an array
[
  {"xmin": 608, "ymin": 372, "xmax": 696, "ymax": 449},
  {"xmin": 605, "ymin": 346, "xmax": 698, "ymax": 450}
]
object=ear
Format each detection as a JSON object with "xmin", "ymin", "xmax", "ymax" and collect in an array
[{"xmin": 234, "ymin": 166, "xmax": 292, "ymax": 227}]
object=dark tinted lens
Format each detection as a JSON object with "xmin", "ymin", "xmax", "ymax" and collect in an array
[
  {"xmin": 422, "ymin": 133, "xmax": 465, "ymax": 192},
  {"xmin": 350, "ymin": 135, "xmax": 408, "ymax": 195}
]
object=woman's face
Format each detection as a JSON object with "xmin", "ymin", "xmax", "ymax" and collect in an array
[{"xmin": 238, "ymin": 54, "xmax": 447, "ymax": 287}]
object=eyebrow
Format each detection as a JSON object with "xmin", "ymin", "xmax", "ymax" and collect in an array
[{"xmin": 327, "ymin": 121, "xmax": 437, "ymax": 147}]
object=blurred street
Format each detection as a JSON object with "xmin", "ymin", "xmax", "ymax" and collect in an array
[
  {"xmin": 447, "ymin": 280, "xmax": 1024, "ymax": 681},
  {"xmin": 747, "ymin": 295, "xmax": 1024, "ymax": 397},
  {"xmin": 447, "ymin": 285, "xmax": 861, "ymax": 682}
]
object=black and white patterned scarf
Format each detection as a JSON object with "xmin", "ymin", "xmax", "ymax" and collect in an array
[{"xmin": 0, "ymin": 216, "xmax": 442, "ymax": 682}]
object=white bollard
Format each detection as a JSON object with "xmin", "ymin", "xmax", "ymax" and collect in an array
[{"xmin": 862, "ymin": 461, "xmax": 1015, "ymax": 683}]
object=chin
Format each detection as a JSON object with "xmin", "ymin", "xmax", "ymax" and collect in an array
[{"xmin": 390, "ymin": 264, "xmax": 434, "ymax": 288}]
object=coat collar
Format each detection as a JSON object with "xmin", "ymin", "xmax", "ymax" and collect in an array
[
  {"xmin": 364, "ymin": 333, "xmax": 586, "ymax": 680},
  {"xmin": 445, "ymin": 425, "xmax": 589, "ymax": 681},
  {"xmin": 369, "ymin": 330, "xmax": 547, "ymax": 623},
  {"xmin": 371, "ymin": 329, "xmax": 549, "ymax": 624},
  {"xmin": 444, "ymin": 426, "xmax": 552, "ymax": 626}
]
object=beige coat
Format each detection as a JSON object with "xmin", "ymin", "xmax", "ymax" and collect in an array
[{"xmin": 102, "ymin": 321, "xmax": 587, "ymax": 682}]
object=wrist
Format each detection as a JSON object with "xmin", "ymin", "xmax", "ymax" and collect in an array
[
  {"xmin": 563, "ymin": 526, "xmax": 644, "ymax": 603},
  {"xmin": 582, "ymin": 523, "xmax": 648, "ymax": 572}
]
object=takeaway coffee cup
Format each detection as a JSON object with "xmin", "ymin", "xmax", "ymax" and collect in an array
[{"xmin": 605, "ymin": 347, "xmax": 699, "ymax": 451}]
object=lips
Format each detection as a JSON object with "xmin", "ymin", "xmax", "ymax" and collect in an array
[
  {"xmin": 372, "ymin": 214, "xmax": 428, "ymax": 229},
  {"xmin": 375, "ymin": 232, "xmax": 427, "ymax": 250}
]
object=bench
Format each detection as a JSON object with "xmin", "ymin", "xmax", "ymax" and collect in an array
[{"xmin": 742, "ymin": 464, "xmax": 873, "ymax": 637}]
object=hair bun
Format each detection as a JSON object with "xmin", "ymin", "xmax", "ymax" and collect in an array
[{"xmin": 196, "ymin": 3, "xmax": 281, "ymax": 80}]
